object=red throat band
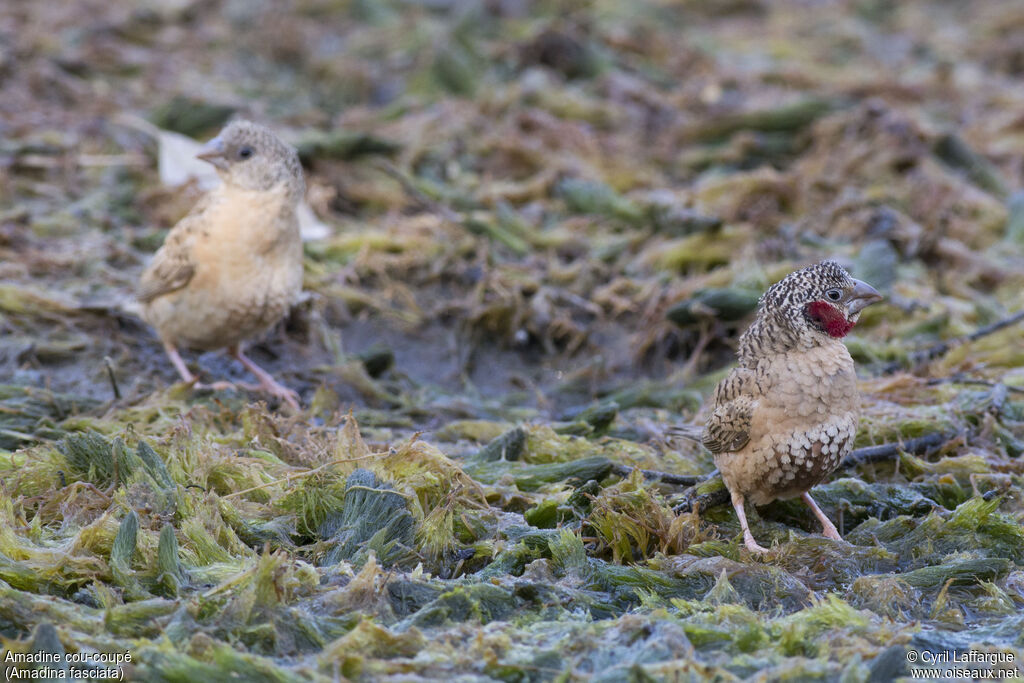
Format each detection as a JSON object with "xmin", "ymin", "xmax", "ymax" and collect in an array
[{"xmin": 805, "ymin": 301, "xmax": 855, "ymax": 338}]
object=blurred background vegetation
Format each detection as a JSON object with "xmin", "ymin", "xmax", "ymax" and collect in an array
[{"xmin": 1, "ymin": 0, "xmax": 1023, "ymax": 680}]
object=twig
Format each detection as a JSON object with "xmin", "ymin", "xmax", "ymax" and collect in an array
[
  {"xmin": 679, "ymin": 320, "xmax": 715, "ymax": 381},
  {"xmin": 221, "ymin": 453, "xmax": 380, "ymax": 499},
  {"xmin": 344, "ymin": 484, "xmax": 413, "ymax": 499},
  {"xmin": 373, "ymin": 159, "xmax": 463, "ymax": 224},
  {"xmin": 838, "ymin": 431, "xmax": 955, "ymax": 468},
  {"xmin": 673, "ymin": 487, "xmax": 729, "ymax": 514},
  {"xmin": 925, "ymin": 376, "xmax": 1024, "ymax": 394},
  {"xmin": 939, "ymin": 310, "xmax": 1024, "ymax": 354},
  {"xmin": 609, "ymin": 463, "xmax": 706, "ymax": 487},
  {"xmin": 671, "ymin": 431, "xmax": 956, "ymax": 514},
  {"xmin": 0, "ymin": 428, "xmax": 39, "ymax": 442},
  {"xmin": 648, "ymin": 430, "xmax": 954, "ymax": 488},
  {"xmin": 882, "ymin": 310, "xmax": 1024, "ymax": 373},
  {"xmin": 104, "ymin": 356, "xmax": 121, "ymax": 400}
]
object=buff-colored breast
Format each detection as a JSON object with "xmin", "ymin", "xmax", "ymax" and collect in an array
[
  {"xmin": 715, "ymin": 342, "xmax": 859, "ymax": 505},
  {"xmin": 141, "ymin": 184, "xmax": 303, "ymax": 351}
]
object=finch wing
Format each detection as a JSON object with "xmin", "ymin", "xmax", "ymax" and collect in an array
[
  {"xmin": 137, "ymin": 200, "xmax": 210, "ymax": 304},
  {"xmin": 702, "ymin": 367, "xmax": 759, "ymax": 454}
]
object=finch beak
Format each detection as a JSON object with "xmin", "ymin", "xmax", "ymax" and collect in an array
[
  {"xmin": 846, "ymin": 279, "xmax": 883, "ymax": 316},
  {"xmin": 196, "ymin": 136, "xmax": 228, "ymax": 170}
]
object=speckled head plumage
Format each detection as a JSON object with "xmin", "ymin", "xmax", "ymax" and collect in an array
[
  {"xmin": 761, "ymin": 260, "xmax": 882, "ymax": 339},
  {"xmin": 740, "ymin": 261, "xmax": 882, "ymax": 358},
  {"xmin": 197, "ymin": 120, "xmax": 304, "ymax": 199}
]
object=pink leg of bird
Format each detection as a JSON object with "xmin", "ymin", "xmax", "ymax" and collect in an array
[
  {"xmin": 802, "ymin": 492, "xmax": 842, "ymax": 541},
  {"xmin": 163, "ymin": 341, "xmax": 197, "ymax": 384},
  {"xmin": 229, "ymin": 345, "xmax": 300, "ymax": 411},
  {"xmin": 731, "ymin": 490, "xmax": 769, "ymax": 553},
  {"xmin": 162, "ymin": 341, "xmax": 235, "ymax": 391}
]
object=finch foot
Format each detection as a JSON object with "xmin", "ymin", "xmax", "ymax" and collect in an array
[
  {"xmin": 164, "ymin": 343, "xmax": 240, "ymax": 394},
  {"xmin": 802, "ymin": 492, "xmax": 842, "ymax": 541},
  {"xmin": 743, "ymin": 535, "xmax": 770, "ymax": 554},
  {"xmin": 229, "ymin": 346, "xmax": 301, "ymax": 411},
  {"xmin": 731, "ymin": 491, "xmax": 770, "ymax": 553},
  {"xmin": 163, "ymin": 342, "xmax": 198, "ymax": 384},
  {"xmin": 193, "ymin": 381, "xmax": 238, "ymax": 392}
]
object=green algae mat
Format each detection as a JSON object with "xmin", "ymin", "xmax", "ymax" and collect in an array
[{"xmin": 2, "ymin": 0, "xmax": 1024, "ymax": 680}]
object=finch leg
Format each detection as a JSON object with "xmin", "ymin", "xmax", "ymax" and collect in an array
[
  {"xmin": 164, "ymin": 342, "xmax": 198, "ymax": 384},
  {"xmin": 229, "ymin": 345, "xmax": 300, "ymax": 411},
  {"xmin": 731, "ymin": 490, "xmax": 769, "ymax": 553},
  {"xmin": 163, "ymin": 342, "xmax": 237, "ymax": 391},
  {"xmin": 802, "ymin": 492, "xmax": 842, "ymax": 541},
  {"xmin": 196, "ymin": 380, "xmax": 238, "ymax": 391}
]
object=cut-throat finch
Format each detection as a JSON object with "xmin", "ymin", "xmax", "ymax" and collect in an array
[{"xmin": 701, "ymin": 260, "xmax": 882, "ymax": 553}]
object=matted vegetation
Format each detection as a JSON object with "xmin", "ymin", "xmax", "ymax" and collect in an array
[{"xmin": 1, "ymin": 0, "xmax": 1023, "ymax": 680}]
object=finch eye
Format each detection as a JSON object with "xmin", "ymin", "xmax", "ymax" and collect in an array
[
  {"xmin": 237, "ymin": 146, "xmax": 254, "ymax": 160},
  {"xmin": 826, "ymin": 289, "xmax": 842, "ymax": 302}
]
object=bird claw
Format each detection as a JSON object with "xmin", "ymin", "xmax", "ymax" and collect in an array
[
  {"xmin": 193, "ymin": 380, "xmax": 238, "ymax": 392},
  {"xmin": 743, "ymin": 538, "xmax": 771, "ymax": 554},
  {"xmin": 224, "ymin": 347, "xmax": 301, "ymax": 411},
  {"xmin": 802, "ymin": 492, "xmax": 844, "ymax": 542},
  {"xmin": 256, "ymin": 379, "xmax": 301, "ymax": 411},
  {"xmin": 191, "ymin": 377, "xmax": 299, "ymax": 410}
]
